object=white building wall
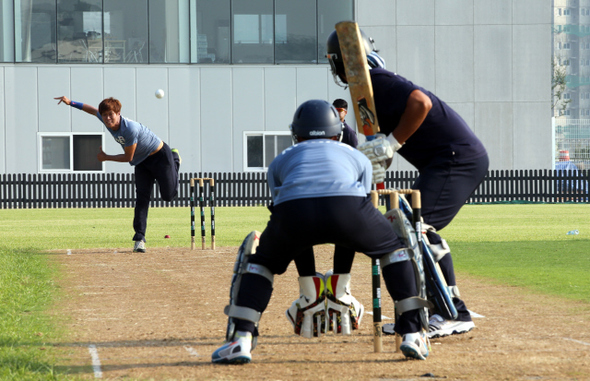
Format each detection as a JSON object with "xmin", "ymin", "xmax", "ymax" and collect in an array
[{"xmin": 1, "ymin": 0, "xmax": 553, "ymax": 174}]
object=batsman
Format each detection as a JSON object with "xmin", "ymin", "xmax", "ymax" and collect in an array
[
  {"xmin": 323, "ymin": 26, "xmax": 489, "ymax": 338},
  {"xmin": 212, "ymin": 100, "xmax": 431, "ymax": 364}
]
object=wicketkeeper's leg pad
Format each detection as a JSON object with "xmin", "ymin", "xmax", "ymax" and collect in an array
[
  {"xmin": 225, "ymin": 231, "xmax": 274, "ymax": 347},
  {"xmin": 325, "ymin": 272, "xmax": 364, "ymax": 335},
  {"xmin": 285, "ymin": 275, "xmax": 327, "ymax": 338}
]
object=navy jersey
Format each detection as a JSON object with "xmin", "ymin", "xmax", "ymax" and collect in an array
[
  {"xmin": 341, "ymin": 121, "xmax": 358, "ymax": 148},
  {"xmin": 370, "ymin": 68, "xmax": 487, "ymax": 170}
]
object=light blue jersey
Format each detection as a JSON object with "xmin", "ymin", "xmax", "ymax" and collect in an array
[
  {"xmin": 268, "ymin": 139, "xmax": 373, "ymax": 205},
  {"xmin": 97, "ymin": 114, "xmax": 161, "ymax": 166}
]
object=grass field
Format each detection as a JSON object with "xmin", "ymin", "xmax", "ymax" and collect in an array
[{"xmin": 0, "ymin": 203, "xmax": 589, "ymax": 380}]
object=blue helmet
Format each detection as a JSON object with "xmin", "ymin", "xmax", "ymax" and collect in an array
[{"xmin": 290, "ymin": 100, "xmax": 344, "ymax": 142}]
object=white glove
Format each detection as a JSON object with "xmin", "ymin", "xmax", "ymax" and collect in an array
[
  {"xmin": 285, "ymin": 276, "xmax": 327, "ymax": 338},
  {"xmin": 372, "ymin": 162, "xmax": 386, "ymax": 184},
  {"xmin": 359, "ymin": 133, "xmax": 403, "ymax": 164},
  {"xmin": 325, "ymin": 273, "xmax": 364, "ymax": 335}
]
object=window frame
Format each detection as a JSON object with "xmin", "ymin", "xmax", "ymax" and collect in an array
[
  {"xmin": 38, "ymin": 132, "xmax": 105, "ymax": 173},
  {"xmin": 243, "ymin": 131, "xmax": 292, "ymax": 172}
]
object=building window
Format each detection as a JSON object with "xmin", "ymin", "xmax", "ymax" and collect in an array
[
  {"xmin": 6, "ymin": 0, "xmax": 353, "ymax": 65},
  {"xmin": 244, "ymin": 131, "xmax": 292, "ymax": 171},
  {"xmin": 15, "ymin": 0, "xmax": 57, "ymax": 62},
  {"xmin": 149, "ymin": 0, "xmax": 190, "ymax": 63},
  {"xmin": 39, "ymin": 133, "xmax": 103, "ymax": 172}
]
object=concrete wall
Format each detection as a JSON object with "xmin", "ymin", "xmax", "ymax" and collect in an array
[
  {"xmin": 0, "ymin": 0, "xmax": 553, "ymax": 174},
  {"xmin": 357, "ymin": 0, "xmax": 553, "ymax": 171}
]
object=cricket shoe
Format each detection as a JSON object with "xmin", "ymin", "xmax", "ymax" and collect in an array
[
  {"xmin": 211, "ymin": 331, "xmax": 252, "ymax": 364},
  {"xmin": 427, "ymin": 314, "xmax": 475, "ymax": 339},
  {"xmin": 133, "ymin": 240, "xmax": 146, "ymax": 253},
  {"xmin": 171, "ymin": 148, "xmax": 182, "ymax": 166},
  {"xmin": 400, "ymin": 331, "xmax": 429, "ymax": 360},
  {"xmin": 382, "ymin": 323, "xmax": 396, "ymax": 335}
]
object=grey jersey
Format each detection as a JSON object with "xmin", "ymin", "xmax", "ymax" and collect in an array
[
  {"xmin": 268, "ymin": 139, "xmax": 372, "ymax": 206},
  {"xmin": 98, "ymin": 114, "xmax": 161, "ymax": 166}
]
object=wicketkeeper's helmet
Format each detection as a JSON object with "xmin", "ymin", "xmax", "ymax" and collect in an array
[
  {"xmin": 290, "ymin": 100, "xmax": 343, "ymax": 143},
  {"xmin": 326, "ymin": 29, "xmax": 377, "ymax": 86}
]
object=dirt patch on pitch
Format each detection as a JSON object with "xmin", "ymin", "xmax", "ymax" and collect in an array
[{"xmin": 49, "ymin": 245, "xmax": 590, "ymax": 380}]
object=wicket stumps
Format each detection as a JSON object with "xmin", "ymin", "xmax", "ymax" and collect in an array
[{"xmin": 190, "ymin": 178, "xmax": 216, "ymax": 250}]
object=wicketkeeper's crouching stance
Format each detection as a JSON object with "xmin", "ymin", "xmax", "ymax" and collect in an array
[{"xmin": 212, "ymin": 100, "xmax": 431, "ymax": 364}]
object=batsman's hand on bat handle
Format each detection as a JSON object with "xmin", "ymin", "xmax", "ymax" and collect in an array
[{"xmin": 359, "ymin": 133, "xmax": 403, "ymax": 184}]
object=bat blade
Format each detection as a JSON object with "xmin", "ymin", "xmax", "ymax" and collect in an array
[
  {"xmin": 335, "ymin": 21, "xmax": 380, "ymax": 137},
  {"xmin": 335, "ymin": 21, "xmax": 385, "ymax": 190}
]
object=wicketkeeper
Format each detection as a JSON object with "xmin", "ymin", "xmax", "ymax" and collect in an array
[{"xmin": 212, "ymin": 100, "xmax": 431, "ymax": 364}]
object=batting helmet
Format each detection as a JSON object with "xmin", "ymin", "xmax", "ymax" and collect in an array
[
  {"xmin": 290, "ymin": 100, "xmax": 344, "ymax": 143},
  {"xmin": 326, "ymin": 29, "xmax": 376, "ymax": 86}
]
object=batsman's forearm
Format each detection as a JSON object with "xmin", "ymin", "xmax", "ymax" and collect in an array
[{"xmin": 101, "ymin": 153, "xmax": 131, "ymax": 163}]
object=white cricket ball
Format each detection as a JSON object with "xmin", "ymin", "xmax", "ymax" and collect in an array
[{"xmin": 155, "ymin": 89, "xmax": 165, "ymax": 99}]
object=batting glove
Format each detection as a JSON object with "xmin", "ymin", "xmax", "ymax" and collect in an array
[
  {"xmin": 372, "ymin": 163, "xmax": 386, "ymax": 184},
  {"xmin": 359, "ymin": 133, "xmax": 402, "ymax": 164}
]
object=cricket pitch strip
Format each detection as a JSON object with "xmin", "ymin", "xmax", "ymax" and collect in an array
[{"xmin": 48, "ymin": 246, "xmax": 590, "ymax": 380}]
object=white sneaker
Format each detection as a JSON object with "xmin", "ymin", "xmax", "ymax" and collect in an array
[
  {"xmin": 382, "ymin": 323, "xmax": 396, "ymax": 335},
  {"xmin": 211, "ymin": 331, "xmax": 252, "ymax": 364},
  {"xmin": 400, "ymin": 332, "xmax": 429, "ymax": 360},
  {"xmin": 427, "ymin": 314, "xmax": 475, "ymax": 339},
  {"xmin": 133, "ymin": 240, "xmax": 146, "ymax": 253}
]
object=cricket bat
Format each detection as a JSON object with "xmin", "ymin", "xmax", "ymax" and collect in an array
[
  {"xmin": 336, "ymin": 21, "xmax": 384, "ymax": 353},
  {"xmin": 335, "ymin": 21, "xmax": 385, "ymax": 191}
]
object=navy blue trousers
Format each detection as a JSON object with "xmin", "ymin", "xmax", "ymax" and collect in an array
[
  {"xmin": 410, "ymin": 154, "xmax": 489, "ymax": 320},
  {"xmin": 132, "ymin": 143, "xmax": 179, "ymax": 242},
  {"xmin": 235, "ymin": 196, "xmax": 422, "ymax": 335}
]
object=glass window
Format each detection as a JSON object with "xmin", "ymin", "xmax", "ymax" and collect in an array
[
  {"xmin": 232, "ymin": 0, "xmax": 273, "ymax": 64},
  {"xmin": 40, "ymin": 133, "xmax": 103, "ymax": 172},
  {"xmin": 193, "ymin": 0, "xmax": 230, "ymax": 63},
  {"xmin": 275, "ymin": 0, "xmax": 315, "ymax": 63},
  {"xmin": 0, "ymin": 0, "xmax": 14, "ymax": 62},
  {"xmin": 42, "ymin": 136, "xmax": 70, "ymax": 170},
  {"xmin": 149, "ymin": 0, "xmax": 190, "ymax": 63},
  {"xmin": 244, "ymin": 131, "xmax": 292, "ymax": 171},
  {"xmin": 104, "ymin": 0, "xmax": 148, "ymax": 63},
  {"xmin": 15, "ymin": 0, "xmax": 57, "ymax": 63},
  {"xmin": 56, "ymin": 0, "xmax": 102, "ymax": 63},
  {"xmin": 317, "ymin": 0, "xmax": 354, "ymax": 64}
]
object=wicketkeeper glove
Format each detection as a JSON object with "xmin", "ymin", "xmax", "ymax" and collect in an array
[
  {"xmin": 325, "ymin": 273, "xmax": 364, "ymax": 335},
  {"xmin": 285, "ymin": 275, "xmax": 327, "ymax": 338}
]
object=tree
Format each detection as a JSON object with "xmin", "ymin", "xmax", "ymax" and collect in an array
[{"xmin": 552, "ymin": 56, "xmax": 572, "ymax": 114}]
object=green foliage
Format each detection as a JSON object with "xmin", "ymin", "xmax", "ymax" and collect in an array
[{"xmin": 552, "ymin": 55, "xmax": 572, "ymax": 113}]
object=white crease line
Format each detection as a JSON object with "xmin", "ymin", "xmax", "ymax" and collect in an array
[
  {"xmin": 469, "ymin": 310, "xmax": 485, "ymax": 318},
  {"xmin": 365, "ymin": 311, "xmax": 393, "ymax": 320},
  {"xmin": 88, "ymin": 344, "xmax": 103, "ymax": 378},
  {"xmin": 563, "ymin": 337, "xmax": 590, "ymax": 346},
  {"xmin": 184, "ymin": 346, "xmax": 199, "ymax": 356}
]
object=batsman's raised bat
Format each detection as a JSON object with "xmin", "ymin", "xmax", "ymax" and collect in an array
[
  {"xmin": 336, "ymin": 20, "xmax": 384, "ymax": 353},
  {"xmin": 335, "ymin": 21, "xmax": 385, "ymax": 192}
]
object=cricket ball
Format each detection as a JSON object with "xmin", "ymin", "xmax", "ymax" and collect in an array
[
  {"xmin": 155, "ymin": 89, "xmax": 165, "ymax": 99},
  {"xmin": 164, "ymin": 235, "xmax": 170, "ymax": 238}
]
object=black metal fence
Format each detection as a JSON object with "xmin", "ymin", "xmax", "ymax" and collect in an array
[{"xmin": 1, "ymin": 169, "xmax": 588, "ymax": 209}]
